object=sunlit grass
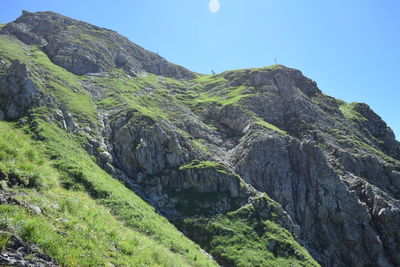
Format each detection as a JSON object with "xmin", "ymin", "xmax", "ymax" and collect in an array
[{"xmin": 0, "ymin": 121, "xmax": 217, "ymax": 266}]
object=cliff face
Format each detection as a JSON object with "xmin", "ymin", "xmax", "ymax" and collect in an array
[{"xmin": 1, "ymin": 11, "xmax": 399, "ymax": 267}]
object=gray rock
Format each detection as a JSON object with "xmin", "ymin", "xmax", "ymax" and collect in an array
[
  {"xmin": 64, "ymin": 113, "xmax": 77, "ymax": 130},
  {"xmin": 99, "ymin": 151, "xmax": 112, "ymax": 163},
  {"xmin": 232, "ymin": 134, "xmax": 395, "ymax": 266},
  {"xmin": 0, "ymin": 234, "xmax": 58, "ymax": 266},
  {"xmin": 1, "ymin": 11, "xmax": 196, "ymax": 79},
  {"xmin": 0, "ymin": 60, "xmax": 40, "ymax": 120}
]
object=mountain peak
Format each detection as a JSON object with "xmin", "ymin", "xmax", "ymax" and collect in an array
[{"xmin": 1, "ymin": 11, "xmax": 196, "ymax": 79}]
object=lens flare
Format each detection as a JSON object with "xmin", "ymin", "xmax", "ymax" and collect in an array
[{"xmin": 209, "ymin": 0, "xmax": 221, "ymax": 13}]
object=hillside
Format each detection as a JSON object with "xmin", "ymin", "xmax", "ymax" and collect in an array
[{"xmin": 0, "ymin": 11, "xmax": 399, "ymax": 267}]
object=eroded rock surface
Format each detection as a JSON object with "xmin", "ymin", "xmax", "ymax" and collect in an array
[
  {"xmin": 0, "ymin": 234, "xmax": 58, "ymax": 267},
  {"xmin": 0, "ymin": 60, "xmax": 39, "ymax": 119},
  {"xmin": 1, "ymin": 11, "xmax": 195, "ymax": 79}
]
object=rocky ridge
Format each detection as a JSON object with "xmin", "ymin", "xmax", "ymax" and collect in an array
[
  {"xmin": 1, "ymin": 10, "xmax": 195, "ymax": 78},
  {"xmin": 0, "ymin": 11, "xmax": 399, "ymax": 267}
]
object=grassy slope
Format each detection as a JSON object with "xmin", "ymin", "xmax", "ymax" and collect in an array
[{"xmin": 0, "ymin": 120, "xmax": 217, "ymax": 266}]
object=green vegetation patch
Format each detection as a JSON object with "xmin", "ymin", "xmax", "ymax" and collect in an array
[
  {"xmin": 348, "ymin": 136, "xmax": 397, "ymax": 163},
  {"xmin": 176, "ymin": 129, "xmax": 211, "ymax": 156},
  {"xmin": 194, "ymin": 74, "xmax": 228, "ymax": 87},
  {"xmin": 0, "ymin": 35, "xmax": 28, "ymax": 62},
  {"xmin": 0, "ymin": 123, "xmax": 57, "ymax": 189},
  {"xmin": 189, "ymin": 75, "xmax": 255, "ymax": 106},
  {"xmin": 179, "ymin": 160, "xmax": 225, "ymax": 171},
  {"xmin": 179, "ymin": 160, "xmax": 240, "ymax": 178},
  {"xmin": 330, "ymin": 128, "xmax": 398, "ymax": 164},
  {"xmin": 254, "ymin": 116, "xmax": 288, "ymax": 135},
  {"xmin": 339, "ymin": 102, "xmax": 367, "ymax": 122},
  {"xmin": 90, "ymin": 71, "xmax": 181, "ymax": 120},
  {"xmin": 179, "ymin": 202, "xmax": 319, "ymax": 267},
  {"xmin": 0, "ymin": 232, "xmax": 11, "ymax": 251},
  {"xmin": 197, "ymin": 85, "xmax": 255, "ymax": 106}
]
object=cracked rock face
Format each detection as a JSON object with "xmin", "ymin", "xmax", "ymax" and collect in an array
[
  {"xmin": 232, "ymin": 134, "xmax": 394, "ymax": 266},
  {"xmin": 108, "ymin": 114, "xmax": 253, "ymax": 217},
  {"xmin": 0, "ymin": 60, "xmax": 40, "ymax": 119}
]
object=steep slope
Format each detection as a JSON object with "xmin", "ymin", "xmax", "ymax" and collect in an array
[
  {"xmin": 1, "ymin": 10, "xmax": 399, "ymax": 267},
  {"xmin": 0, "ymin": 121, "xmax": 217, "ymax": 266},
  {"xmin": 1, "ymin": 10, "xmax": 195, "ymax": 78}
]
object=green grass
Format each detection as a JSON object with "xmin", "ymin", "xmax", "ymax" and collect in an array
[
  {"xmin": 179, "ymin": 160, "xmax": 226, "ymax": 170},
  {"xmin": 90, "ymin": 71, "xmax": 177, "ymax": 120},
  {"xmin": 179, "ymin": 160, "xmax": 238, "ymax": 177},
  {"xmin": 0, "ymin": 232, "xmax": 10, "ymax": 251},
  {"xmin": 248, "ymin": 64, "xmax": 287, "ymax": 72},
  {"xmin": 348, "ymin": 136, "xmax": 397, "ymax": 163},
  {"xmin": 0, "ymin": 121, "xmax": 217, "ymax": 266},
  {"xmin": 181, "ymin": 66, "xmax": 288, "ymax": 109},
  {"xmin": 179, "ymin": 198, "xmax": 319, "ymax": 267},
  {"xmin": 176, "ymin": 130, "xmax": 212, "ymax": 156},
  {"xmin": 0, "ymin": 124, "xmax": 58, "ymax": 189},
  {"xmin": 194, "ymin": 74, "xmax": 227, "ymax": 87},
  {"xmin": 330, "ymin": 128, "xmax": 397, "ymax": 163},
  {"xmin": 0, "ymin": 35, "xmax": 28, "ymax": 62},
  {"xmin": 254, "ymin": 116, "xmax": 287, "ymax": 135},
  {"xmin": 191, "ymin": 75, "xmax": 255, "ymax": 106},
  {"xmin": 339, "ymin": 102, "xmax": 367, "ymax": 122},
  {"xmin": 195, "ymin": 85, "xmax": 255, "ymax": 106}
]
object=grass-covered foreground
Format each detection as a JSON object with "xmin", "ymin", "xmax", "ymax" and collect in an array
[{"xmin": 0, "ymin": 121, "xmax": 217, "ymax": 266}]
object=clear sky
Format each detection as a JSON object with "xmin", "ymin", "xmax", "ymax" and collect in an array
[{"xmin": 1, "ymin": 0, "xmax": 399, "ymax": 139}]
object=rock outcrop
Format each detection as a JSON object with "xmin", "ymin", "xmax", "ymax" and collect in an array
[
  {"xmin": 0, "ymin": 60, "xmax": 39, "ymax": 119},
  {"xmin": 0, "ymin": 234, "xmax": 58, "ymax": 267},
  {"xmin": 1, "ymin": 11, "xmax": 195, "ymax": 79}
]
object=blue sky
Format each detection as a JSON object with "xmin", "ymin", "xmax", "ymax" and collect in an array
[{"xmin": 1, "ymin": 0, "xmax": 399, "ymax": 139}]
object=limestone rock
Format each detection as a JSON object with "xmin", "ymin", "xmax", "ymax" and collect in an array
[
  {"xmin": 0, "ymin": 60, "xmax": 40, "ymax": 119},
  {"xmin": 0, "ymin": 234, "xmax": 58, "ymax": 267},
  {"xmin": 1, "ymin": 11, "xmax": 196, "ymax": 79}
]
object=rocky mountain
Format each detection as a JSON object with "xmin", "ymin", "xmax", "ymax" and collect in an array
[{"xmin": 0, "ymin": 11, "xmax": 399, "ymax": 267}]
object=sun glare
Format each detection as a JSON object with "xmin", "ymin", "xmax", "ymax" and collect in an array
[{"xmin": 209, "ymin": 0, "xmax": 221, "ymax": 13}]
